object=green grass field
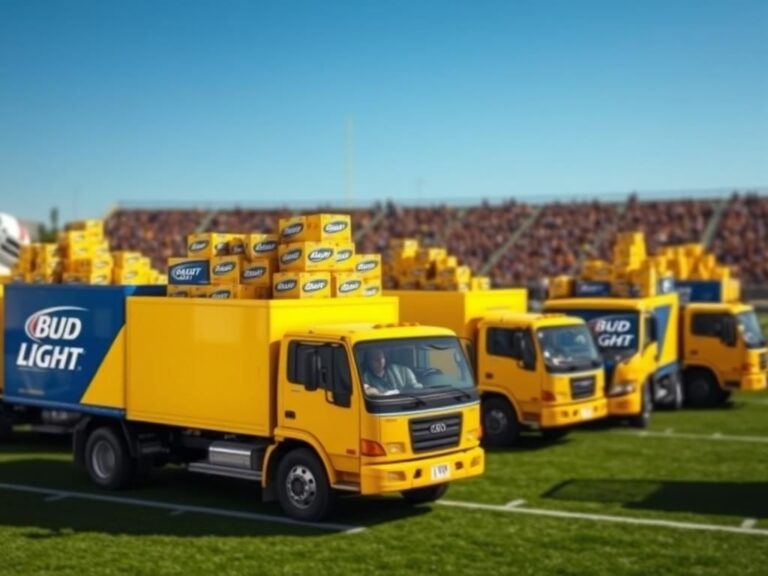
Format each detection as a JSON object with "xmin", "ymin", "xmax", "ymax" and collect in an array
[
  {"xmin": 1, "ymin": 313, "xmax": 766, "ymax": 575},
  {"xmin": 2, "ymin": 390, "xmax": 766, "ymax": 576}
]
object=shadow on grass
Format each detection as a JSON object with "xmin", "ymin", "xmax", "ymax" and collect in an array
[
  {"xmin": 0, "ymin": 457, "xmax": 432, "ymax": 538},
  {"xmin": 482, "ymin": 432, "xmax": 574, "ymax": 454},
  {"xmin": 0, "ymin": 431, "xmax": 71, "ymax": 454},
  {"xmin": 542, "ymin": 478, "xmax": 768, "ymax": 518}
]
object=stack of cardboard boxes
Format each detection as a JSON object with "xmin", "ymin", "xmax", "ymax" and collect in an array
[
  {"xmin": 167, "ymin": 213, "xmax": 383, "ymax": 299},
  {"xmin": 6, "ymin": 219, "xmax": 163, "ymax": 285},
  {"xmin": 383, "ymin": 238, "xmax": 490, "ymax": 291}
]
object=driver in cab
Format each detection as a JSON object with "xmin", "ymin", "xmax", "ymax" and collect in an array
[{"xmin": 362, "ymin": 348, "xmax": 422, "ymax": 396}]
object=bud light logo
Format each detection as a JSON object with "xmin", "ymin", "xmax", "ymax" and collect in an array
[
  {"xmin": 213, "ymin": 261, "xmax": 236, "ymax": 275},
  {"xmin": 17, "ymin": 306, "xmax": 87, "ymax": 371},
  {"xmin": 588, "ymin": 314, "xmax": 637, "ymax": 349},
  {"xmin": 281, "ymin": 249, "xmax": 302, "ymax": 264},
  {"xmin": 282, "ymin": 223, "xmax": 303, "ymax": 238},
  {"xmin": 254, "ymin": 240, "xmax": 277, "ymax": 254},
  {"xmin": 210, "ymin": 289, "xmax": 232, "ymax": 299},
  {"xmin": 336, "ymin": 249, "xmax": 353, "ymax": 262},
  {"xmin": 356, "ymin": 260, "xmax": 377, "ymax": 273},
  {"xmin": 363, "ymin": 286, "xmax": 380, "ymax": 297},
  {"xmin": 308, "ymin": 248, "xmax": 333, "ymax": 263},
  {"xmin": 275, "ymin": 279, "xmax": 297, "ymax": 292},
  {"xmin": 189, "ymin": 240, "xmax": 209, "ymax": 253},
  {"xmin": 303, "ymin": 280, "xmax": 328, "ymax": 293},
  {"xmin": 243, "ymin": 266, "xmax": 267, "ymax": 279},
  {"xmin": 170, "ymin": 261, "xmax": 208, "ymax": 284},
  {"xmin": 323, "ymin": 221, "xmax": 348, "ymax": 234},
  {"xmin": 339, "ymin": 280, "xmax": 361, "ymax": 293}
]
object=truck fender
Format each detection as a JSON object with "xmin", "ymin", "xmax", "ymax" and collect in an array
[
  {"xmin": 481, "ymin": 388, "xmax": 522, "ymax": 422},
  {"xmin": 262, "ymin": 430, "xmax": 338, "ymax": 495}
]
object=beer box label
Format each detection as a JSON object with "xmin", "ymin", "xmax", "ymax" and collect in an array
[
  {"xmin": 187, "ymin": 233, "xmax": 230, "ymax": 258},
  {"xmin": 168, "ymin": 258, "xmax": 210, "ymax": 285},
  {"xmin": 229, "ymin": 234, "xmax": 247, "ymax": 256},
  {"xmin": 241, "ymin": 258, "xmax": 273, "ymax": 287},
  {"xmin": 273, "ymin": 272, "xmax": 331, "ymax": 299},
  {"xmin": 247, "ymin": 233, "xmax": 279, "ymax": 260},
  {"xmin": 353, "ymin": 254, "xmax": 382, "ymax": 279},
  {"xmin": 332, "ymin": 272, "xmax": 364, "ymax": 297},
  {"xmin": 305, "ymin": 214, "xmax": 353, "ymax": 242},
  {"xmin": 333, "ymin": 242, "xmax": 356, "ymax": 271},
  {"xmin": 167, "ymin": 285, "xmax": 191, "ymax": 297},
  {"xmin": 207, "ymin": 285, "xmax": 235, "ymax": 299},
  {"xmin": 279, "ymin": 216, "xmax": 308, "ymax": 242},
  {"xmin": 362, "ymin": 278, "xmax": 382, "ymax": 297},
  {"xmin": 210, "ymin": 255, "xmax": 242, "ymax": 285},
  {"xmin": 278, "ymin": 242, "xmax": 336, "ymax": 272}
]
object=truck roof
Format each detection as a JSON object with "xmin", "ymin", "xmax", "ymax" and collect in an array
[
  {"xmin": 684, "ymin": 302, "xmax": 754, "ymax": 314},
  {"xmin": 479, "ymin": 311, "xmax": 585, "ymax": 328},
  {"xmin": 291, "ymin": 323, "xmax": 458, "ymax": 342},
  {"xmin": 545, "ymin": 293, "xmax": 678, "ymax": 311}
]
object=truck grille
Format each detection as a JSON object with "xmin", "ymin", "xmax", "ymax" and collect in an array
[
  {"xmin": 409, "ymin": 413, "xmax": 462, "ymax": 453},
  {"xmin": 760, "ymin": 352, "xmax": 767, "ymax": 371},
  {"xmin": 570, "ymin": 376, "xmax": 596, "ymax": 400}
]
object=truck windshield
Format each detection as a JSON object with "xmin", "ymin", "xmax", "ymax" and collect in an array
[
  {"xmin": 536, "ymin": 325, "xmax": 601, "ymax": 373},
  {"xmin": 737, "ymin": 311, "xmax": 766, "ymax": 349},
  {"xmin": 355, "ymin": 337, "xmax": 477, "ymax": 412}
]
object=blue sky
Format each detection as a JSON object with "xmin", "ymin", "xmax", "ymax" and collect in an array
[{"xmin": 1, "ymin": 0, "xmax": 766, "ymax": 223}]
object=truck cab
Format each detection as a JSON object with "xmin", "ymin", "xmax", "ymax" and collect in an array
[
  {"xmin": 681, "ymin": 302, "xmax": 767, "ymax": 405},
  {"xmin": 544, "ymin": 292, "xmax": 681, "ymax": 428}
]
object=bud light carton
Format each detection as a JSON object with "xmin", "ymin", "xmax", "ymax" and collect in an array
[
  {"xmin": 353, "ymin": 254, "xmax": 382, "ymax": 279},
  {"xmin": 279, "ymin": 216, "xmax": 309, "ymax": 243},
  {"xmin": 229, "ymin": 234, "xmax": 248, "ymax": 256},
  {"xmin": 167, "ymin": 285, "xmax": 192, "ymax": 297},
  {"xmin": 210, "ymin": 255, "xmax": 242, "ymax": 285},
  {"xmin": 362, "ymin": 278, "xmax": 382, "ymax": 297},
  {"xmin": 112, "ymin": 251, "xmax": 144, "ymax": 270},
  {"xmin": 241, "ymin": 258, "xmax": 273, "ymax": 287},
  {"xmin": 332, "ymin": 272, "xmax": 364, "ymax": 297},
  {"xmin": 187, "ymin": 233, "xmax": 231, "ymax": 258},
  {"xmin": 247, "ymin": 233, "xmax": 279, "ymax": 261},
  {"xmin": 273, "ymin": 272, "xmax": 331, "ymax": 299},
  {"xmin": 167, "ymin": 258, "xmax": 210, "ymax": 285},
  {"xmin": 305, "ymin": 214, "xmax": 352, "ymax": 242},
  {"xmin": 333, "ymin": 242, "xmax": 356, "ymax": 271},
  {"xmin": 278, "ymin": 242, "xmax": 336, "ymax": 272}
]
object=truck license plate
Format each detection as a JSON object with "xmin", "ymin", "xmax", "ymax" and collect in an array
[
  {"xmin": 431, "ymin": 463, "xmax": 450, "ymax": 480},
  {"xmin": 580, "ymin": 407, "xmax": 592, "ymax": 419}
]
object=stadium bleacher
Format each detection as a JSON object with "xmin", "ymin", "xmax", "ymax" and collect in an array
[{"xmin": 104, "ymin": 191, "xmax": 768, "ymax": 286}]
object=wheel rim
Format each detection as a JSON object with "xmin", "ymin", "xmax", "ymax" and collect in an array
[
  {"xmin": 285, "ymin": 465, "xmax": 317, "ymax": 509},
  {"xmin": 485, "ymin": 409, "xmax": 508, "ymax": 436},
  {"xmin": 91, "ymin": 440, "xmax": 116, "ymax": 480}
]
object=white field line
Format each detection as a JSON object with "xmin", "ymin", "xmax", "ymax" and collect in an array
[
  {"xmin": 438, "ymin": 500, "xmax": 768, "ymax": 537},
  {"xmin": 506, "ymin": 499, "xmax": 526, "ymax": 508},
  {"xmin": 44, "ymin": 494, "xmax": 69, "ymax": 502},
  {"xmin": 613, "ymin": 430, "xmax": 768, "ymax": 444},
  {"xmin": 741, "ymin": 518, "xmax": 758, "ymax": 529},
  {"xmin": 0, "ymin": 482, "xmax": 365, "ymax": 534}
]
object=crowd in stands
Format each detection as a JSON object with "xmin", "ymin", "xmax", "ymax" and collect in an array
[{"xmin": 103, "ymin": 192, "xmax": 768, "ymax": 286}]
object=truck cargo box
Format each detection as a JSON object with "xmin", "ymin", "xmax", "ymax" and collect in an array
[
  {"xmin": 126, "ymin": 296, "xmax": 399, "ymax": 437},
  {"xmin": 2, "ymin": 284, "xmax": 165, "ymax": 414}
]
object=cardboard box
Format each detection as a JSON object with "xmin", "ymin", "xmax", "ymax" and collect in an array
[
  {"xmin": 305, "ymin": 214, "xmax": 352, "ymax": 242},
  {"xmin": 167, "ymin": 258, "xmax": 210, "ymax": 285},
  {"xmin": 30, "ymin": 271, "xmax": 61, "ymax": 284},
  {"xmin": 332, "ymin": 272, "xmax": 364, "ymax": 297},
  {"xmin": 187, "ymin": 232, "xmax": 231, "ymax": 258},
  {"xmin": 278, "ymin": 242, "xmax": 336, "ymax": 272},
  {"xmin": 247, "ymin": 233, "xmax": 280, "ymax": 261},
  {"xmin": 229, "ymin": 234, "xmax": 248, "ymax": 256},
  {"xmin": 362, "ymin": 278, "xmax": 382, "ymax": 297},
  {"xmin": 278, "ymin": 216, "xmax": 309, "ymax": 243},
  {"xmin": 167, "ymin": 285, "xmax": 194, "ymax": 297},
  {"xmin": 210, "ymin": 255, "xmax": 242, "ymax": 285},
  {"xmin": 471, "ymin": 276, "xmax": 491, "ymax": 291},
  {"xmin": 353, "ymin": 254, "xmax": 382, "ymax": 279},
  {"xmin": 112, "ymin": 251, "xmax": 144, "ymax": 269},
  {"xmin": 72, "ymin": 255, "xmax": 114, "ymax": 274},
  {"xmin": 62, "ymin": 271, "xmax": 111, "ymax": 285},
  {"xmin": 113, "ymin": 268, "xmax": 149, "ymax": 285},
  {"xmin": 273, "ymin": 272, "xmax": 331, "ymax": 299},
  {"xmin": 416, "ymin": 248, "xmax": 447, "ymax": 264},
  {"xmin": 333, "ymin": 242, "xmax": 356, "ymax": 271},
  {"xmin": 241, "ymin": 258, "xmax": 273, "ymax": 287}
]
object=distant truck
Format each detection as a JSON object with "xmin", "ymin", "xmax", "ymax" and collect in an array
[
  {"xmin": 387, "ymin": 289, "xmax": 607, "ymax": 446},
  {"xmin": 0, "ymin": 284, "xmax": 484, "ymax": 521}
]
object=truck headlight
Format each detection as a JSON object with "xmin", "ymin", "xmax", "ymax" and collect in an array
[{"xmin": 608, "ymin": 381, "xmax": 637, "ymax": 397}]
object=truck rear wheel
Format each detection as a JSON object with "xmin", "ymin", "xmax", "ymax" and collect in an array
[
  {"xmin": 276, "ymin": 448, "xmax": 333, "ymax": 522},
  {"xmin": 84, "ymin": 427, "xmax": 135, "ymax": 489},
  {"xmin": 482, "ymin": 397, "xmax": 520, "ymax": 447},
  {"xmin": 629, "ymin": 383, "xmax": 652, "ymax": 429},
  {"xmin": 402, "ymin": 483, "xmax": 448, "ymax": 504},
  {"xmin": 685, "ymin": 371, "xmax": 721, "ymax": 407}
]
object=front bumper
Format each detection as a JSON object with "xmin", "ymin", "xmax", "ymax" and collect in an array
[
  {"xmin": 539, "ymin": 397, "xmax": 608, "ymax": 428},
  {"xmin": 736, "ymin": 373, "xmax": 767, "ymax": 391},
  {"xmin": 607, "ymin": 392, "xmax": 643, "ymax": 417},
  {"xmin": 360, "ymin": 446, "xmax": 484, "ymax": 495}
]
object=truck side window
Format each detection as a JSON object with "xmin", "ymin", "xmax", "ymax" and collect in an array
[
  {"xmin": 692, "ymin": 313, "xmax": 728, "ymax": 339},
  {"xmin": 487, "ymin": 327, "xmax": 528, "ymax": 362},
  {"xmin": 288, "ymin": 342, "xmax": 333, "ymax": 391},
  {"xmin": 332, "ymin": 347, "xmax": 352, "ymax": 396}
]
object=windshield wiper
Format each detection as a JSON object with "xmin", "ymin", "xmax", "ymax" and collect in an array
[
  {"xmin": 425, "ymin": 384, "xmax": 473, "ymax": 401},
  {"xmin": 395, "ymin": 391, "xmax": 427, "ymax": 407}
]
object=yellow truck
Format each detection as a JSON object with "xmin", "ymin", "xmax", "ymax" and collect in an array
[
  {"xmin": 0, "ymin": 284, "xmax": 484, "ymax": 521},
  {"xmin": 544, "ymin": 290, "xmax": 680, "ymax": 428},
  {"xmin": 388, "ymin": 290, "xmax": 607, "ymax": 446}
]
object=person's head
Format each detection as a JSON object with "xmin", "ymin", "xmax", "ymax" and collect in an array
[{"xmin": 366, "ymin": 348, "xmax": 387, "ymax": 376}]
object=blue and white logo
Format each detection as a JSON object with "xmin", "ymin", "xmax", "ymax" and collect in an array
[
  {"xmin": 588, "ymin": 314, "xmax": 637, "ymax": 349},
  {"xmin": 213, "ymin": 261, "xmax": 236, "ymax": 275},
  {"xmin": 336, "ymin": 249, "xmax": 353, "ymax": 262},
  {"xmin": 339, "ymin": 280, "xmax": 361, "ymax": 293},
  {"xmin": 17, "ymin": 306, "xmax": 88, "ymax": 371},
  {"xmin": 356, "ymin": 260, "xmax": 377, "ymax": 273},
  {"xmin": 308, "ymin": 248, "xmax": 333, "ymax": 263},
  {"xmin": 189, "ymin": 240, "xmax": 209, "ymax": 253},
  {"xmin": 243, "ymin": 266, "xmax": 267, "ymax": 279},
  {"xmin": 254, "ymin": 240, "xmax": 277, "ymax": 254},
  {"xmin": 303, "ymin": 279, "xmax": 328, "ymax": 293},
  {"xmin": 169, "ymin": 261, "xmax": 209, "ymax": 284},
  {"xmin": 282, "ymin": 223, "xmax": 303, "ymax": 238},
  {"xmin": 275, "ymin": 279, "xmax": 297, "ymax": 292},
  {"xmin": 323, "ymin": 221, "xmax": 348, "ymax": 234},
  {"xmin": 281, "ymin": 249, "xmax": 302, "ymax": 264}
]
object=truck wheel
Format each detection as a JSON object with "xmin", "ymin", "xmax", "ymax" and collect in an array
[
  {"xmin": 658, "ymin": 374, "xmax": 684, "ymax": 410},
  {"xmin": 276, "ymin": 448, "xmax": 333, "ymax": 522},
  {"xmin": 84, "ymin": 427, "xmax": 135, "ymax": 489},
  {"xmin": 402, "ymin": 483, "xmax": 448, "ymax": 504},
  {"xmin": 629, "ymin": 383, "xmax": 652, "ymax": 429},
  {"xmin": 685, "ymin": 371, "xmax": 720, "ymax": 407},
  {"xmin": 482, "ymin": 397, "xmax": 520, "ymax": 447},
  {"xmin": 541, "ymin": 427, "xmax": 570, "ymax": 441}
]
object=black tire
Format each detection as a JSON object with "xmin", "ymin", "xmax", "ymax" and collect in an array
[
  {"xmin": 629, "ymin": 383, "xmax": 652, "ymax": 429},
  {"xmin": 276, "ymin": 448, "xmax": 333, "ymax": 522},
  {"xmin": 657, "ymin": 374, "xmax": 684, "ymax": 410},
  {"xmin": 482, "ymin": 397, "xmax": 520, "ymax": 447},
  {"xmin": 541, "ymin": 427, "xmax": 570, "ymax": 441},
  {"xmin": 402, "ymin": 483, "xmax": 449, "ymax": 504},
  {"xmin": 84, "ymin": 427, "xmax": 135, "ymax": 489},
  {"xmin": 685, "ymin": 370, "xmax": 721, "ymax": 407}
]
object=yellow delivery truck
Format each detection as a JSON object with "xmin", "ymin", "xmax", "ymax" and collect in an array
[
  {"xmin": 389, "ymin": 290, "xmax": 607, "ymax": 446},
  {"xmin": 1, "ymin": 284, "xmax": 484, "ymax": 521}
]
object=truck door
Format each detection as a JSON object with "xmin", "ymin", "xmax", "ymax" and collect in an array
[
  {"xmin": 283, "ymin": 340, "xmax": 360, "ymax": 475},
  {"xmin": 480, "ymin": 325, "xmax": 541, "ymax": 421},
  {"xmin": 687, "ymin": 312, "xmax": 741, "ymax": 384}
]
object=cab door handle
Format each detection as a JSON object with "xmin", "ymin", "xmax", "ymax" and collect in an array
[{"xmin": 485, "ymin": 372, "xmax": 494, "ymax": 379}]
